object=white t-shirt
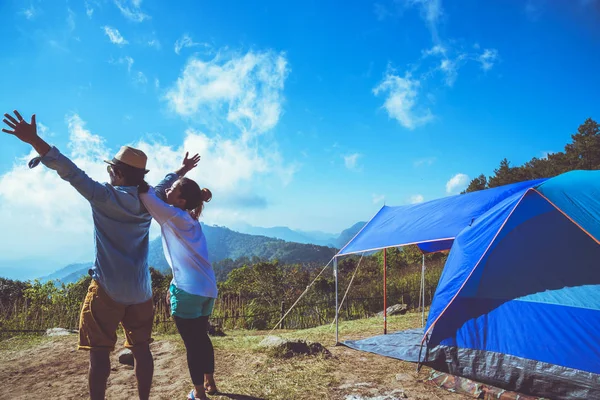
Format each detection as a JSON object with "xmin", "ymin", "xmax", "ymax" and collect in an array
[{"xmin": 140, "ymin": 188, "xmax": 218, "ymax": 299}]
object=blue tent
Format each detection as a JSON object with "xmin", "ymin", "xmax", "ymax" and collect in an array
[{"xmin": 335, "ymin": 171, "xmax": 600, "ymax": 399}]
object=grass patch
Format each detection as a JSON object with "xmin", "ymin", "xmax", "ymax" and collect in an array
[
  {"xmin": 277, "ymin": 310, "xmax": 428, "ymax": 346},
  {"xmin": 1, "ymin": 311, "xmax": 441, "ymax": 400},
  {"xmin": 0, "ymin": 333, "xmax": 50, "ymax": 352}
]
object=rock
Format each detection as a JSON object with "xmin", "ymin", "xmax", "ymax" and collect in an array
[
  {"xmin": 376, "ymin": 304, "xmax": 408, "ymax": 317},
  {"xmin": 208, "ymin": 321, "xmax": 226, "ymax": 337},
  {"xmin": 259, "ymin": 335, "xmax": 288, "ymax": 348},
  {"xmin": 45, "ymin": 328, "xmax": 76, "ymax": 336},
  {"xmin": 395, "ymin": 373, "xmax": 412, "ymax": 382},
  {"xmin": 118, "ymin": 349, "xmax": 134, "ymax": 366},
  {"xmin": 259, "ymin": 336, "xmax": 331, "ymax": 358}
]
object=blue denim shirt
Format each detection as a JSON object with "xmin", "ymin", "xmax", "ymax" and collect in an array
[{"xmin": 36, "ymin": 147, "xmax": 178, "ymax": 305}]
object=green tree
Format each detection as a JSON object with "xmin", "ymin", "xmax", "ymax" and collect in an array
[
  {"xmin": 463, "ymin": 174, "xmax": 488, "ymax": 193},
  {"xmin": 565, "ymin": 118, "xmax": 600, "ymax": 170}
]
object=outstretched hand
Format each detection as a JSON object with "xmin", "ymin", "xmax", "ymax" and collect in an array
[
  {"xmin": 178, "ymin": 152, "xmax": 201, "ymax": 176},
  {"xmin": 2, "ymin": 110, "xmax": 38, "ymax": 144}
]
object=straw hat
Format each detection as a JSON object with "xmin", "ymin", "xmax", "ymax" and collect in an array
[{"xmin": 104, "ymin": 145, "xmax": 149, "ymax": 173}]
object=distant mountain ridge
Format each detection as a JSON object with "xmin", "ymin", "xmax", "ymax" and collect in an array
[
  {"xmin": 229, "ymin": 223, "xmax": 338, "ymax": 247},
  {"xmin": 39, "ymin": 221, "xmax": 366, "ymax": 284},
  {"xmin": 335, "ymin": 221, "xmax": 367, "ymax": 249}
]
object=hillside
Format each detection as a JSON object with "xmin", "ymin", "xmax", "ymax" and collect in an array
[
  {"xmin": 39, "ymin": 262, "xmax": 93, "ymax": 284},
  {"xmin": 230, "ymin": 223, "xmax": 337, "ymax": 246},
  {"xmin": 44, "ymin": 224, "xmax": 338, "ymax": 283},
  {"xmin": 335, "ymin": 221, "xmax": 366, "ymax": 248}
]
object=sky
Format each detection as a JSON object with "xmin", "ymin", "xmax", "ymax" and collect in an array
[{"xmin": 0, "ymin": 0, "xmax": 599, "ymax": 276}]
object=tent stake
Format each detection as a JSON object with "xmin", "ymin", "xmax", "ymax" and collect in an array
[{"xmin": 384, "ymin": 248, "xmax": 387, "ymax": 335}]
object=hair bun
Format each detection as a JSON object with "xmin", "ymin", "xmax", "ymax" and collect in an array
[{"xmin": 201, "ymin": 187, "xmax": 213, "ymax": 203}]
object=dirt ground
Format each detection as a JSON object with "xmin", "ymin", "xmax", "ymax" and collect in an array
[{"xmin": 0, "ymin": 333, "xmax": 467, "ymax": 400}]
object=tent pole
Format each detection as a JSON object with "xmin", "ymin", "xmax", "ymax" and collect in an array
[
  {"xmin": 421, "ymin": 253, "xmax": 425, "ymax": 328},
  {"xmin": 334, "ymin": 257, "xmax": 339, "ymax": 345},
  {"xmin": 383, "ymin": 248, "xmax": 387, "ymax": 335}
]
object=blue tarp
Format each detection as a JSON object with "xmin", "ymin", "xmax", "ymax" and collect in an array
[
  {"xmin": 427, "ymin": 170, "xmax": 600, "ymax": 372},
  {"xmin": 338, "ymin": 178, "xmax": 547, "ymax": 256},
  {"xmin": 339, "ymin": 171, "xmax": 600, "ymax": 398},
  {"xmin": 344, "ymin": 328, "xmax": 424, "ymax": 362}
]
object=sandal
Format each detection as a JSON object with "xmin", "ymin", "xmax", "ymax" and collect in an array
[{"xmin": 187, "ymin": 389, "xmax": 209, "ymax": 400}]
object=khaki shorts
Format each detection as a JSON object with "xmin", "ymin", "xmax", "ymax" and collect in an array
[{"xmin": 78, "ymin": 280, "xmax": 154, "ymax": 352}]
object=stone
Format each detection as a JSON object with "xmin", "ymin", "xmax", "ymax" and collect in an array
[
  {"xmin": 376, "ymin": 304, "xmax": 408, "ymax": 317},
  {"xmin": 395, "ymin": 373, "xmax": 412, "ymax": 382},
  {"xmin": 45, "ymin": 328, "xmax": 76, "ymax": 336},
  {"xmin": 118, "ymin": 349, "xmax": 134, "ymax": 366},
  {"xmin": 259, "ymin": 335, "xmax": 288, "ymax": 348},
  {"xmin": 208, "ymin": 321, "xmax": 226, "ymax": 336}
]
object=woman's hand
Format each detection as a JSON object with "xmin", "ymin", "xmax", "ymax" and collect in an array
[{"xmin": 176, "ymin": 152, "xmax": 201, "ymax": 177}]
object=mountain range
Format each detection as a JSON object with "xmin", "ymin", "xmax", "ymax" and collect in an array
[{"xmin": 38, "ymin": 221, "xmax": 366, "ymax": 284}]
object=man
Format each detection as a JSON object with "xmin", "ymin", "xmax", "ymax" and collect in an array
[{"xmin": 2, "ymin": 110, "xmax": 198, "ymax": 400}]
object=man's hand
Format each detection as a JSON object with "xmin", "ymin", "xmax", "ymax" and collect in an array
[
  {"xmin": 176, "ymin": 152, "xmax": 201, "ymax": 177},
  {"xmin": 2, "ymin": 110, "xmax": 38, "ymax": 144},
  {"xmin": 2, "ymin": 110, "xmax": 51, "ymax": 156}
]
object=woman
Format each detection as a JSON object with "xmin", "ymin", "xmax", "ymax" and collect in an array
[{"xmin": 139, "ymin": 153, "xmax": 218, "ymax": 400}]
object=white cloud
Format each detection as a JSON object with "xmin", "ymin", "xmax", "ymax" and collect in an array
[
  {"xmin": 373, "ymin": 0, "xmax": 499, "ymax": 124},
  {"xmin": 446, "ymin": 173, "xmax": 469, "ymax": 194},
  {"xmin": 111, "ymin": 56, "xmax": 134, "ymax": 72},
  {"xmin": 22, "ymin": 5, "xmax": 39, "ymax": 20},
  {"xmin": 0, "ymin": 114, "xmax": 293, "ymax": 264},
  {"xmin": 344, "ymin": 153, "xmax": 362, "ymax": 170},
  {"xmin": 174, "ymin": 34, "xmax": 208, "ymax": 55},
  {"xmin": 422, "ymin": 44, "xmax": 446, "ymax": 57},
  {"xmin": 439, "ymin": 58, "xmax": 457, "ymax": 86},
  {"xmin": 147, "ymin": 39, "xmax": 161, "ymax": 49},
  {"xmin": 372, "ymin": 194, "xmax": 385, "ymax": 204},
  {"xmin": 103, "ymin": 26, "xmax": 128, "ymax": 46},
  {"xmin": 154, "ymin": 78, "xmax": 160, "ymax": 88},
  {"xmin": 414, "ymin": 157, "xmax": 436, "ymax": 167},
  {"xmin": 134, "ymin": 71, "xmax": 148, "ymax": 86},
  {"xmin": 404, "ymin": 0, "xmax": 444, "ymax": 44},
  {"xmin": 478, "ymin": 48, "xmax": 499, "ymax": 71},
  {"xmin": 67, "ymin": 8, "xmax": 76, "ymax": 31},
  {"xmin": 409, "ymin": 194, "xmax": 425, "ymax": 204},
  {"xmin": 37, "ymin": 122, "xmax": 55, "ymax": 138},
  {"xmin": 114, "ymin": 0, "xmax": 149, "ymax": 22},
  {"xmin": 165, "ymin": 49, "xmax": 290, "ymax": 136},
  {"xmin": 85, "ymin": 0, "xmax": 98, "ymax": 18},
  {"xmin": 373, "ymin": 68, "xmax": 434, "ymax": 130}
]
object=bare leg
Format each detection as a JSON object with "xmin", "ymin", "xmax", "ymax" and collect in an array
[
  {"xmin": 131, "ymin": 344, "xmax": 154, "ymax": 400},
  {"xmin": 89, "ymin": 350, "xmax": 111, "ymax": 400},
  {"xmin": 194, "ymin": 384, "xmax": 208, "ymax": 399},
  {"xmin": 204, "ymin": 373, "xmax": 218, "ymax": 394}
]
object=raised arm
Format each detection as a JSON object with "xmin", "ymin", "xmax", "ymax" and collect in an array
[
  {"xmin": 3, "ymin": 110, "xmax": 110, "ymax": 203},
  {"xmin": 139, "ymin": 188, "xmax": 180, "ymax": 226},
  {"xmin": 154, "ymin": 152, "xmax": 201, "ymax": 200}
]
